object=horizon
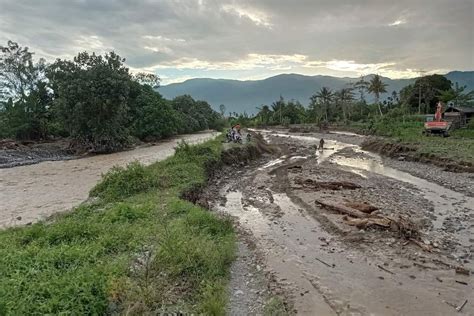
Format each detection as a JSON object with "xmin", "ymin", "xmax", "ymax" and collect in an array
[{"xmin": 1, "ymin": 0, "xmax": 473, "ymax": 85}]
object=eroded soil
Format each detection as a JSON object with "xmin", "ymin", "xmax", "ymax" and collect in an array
[{"xmin": 208, "ymin": 129, "xmax": 473, "ymax": 315}]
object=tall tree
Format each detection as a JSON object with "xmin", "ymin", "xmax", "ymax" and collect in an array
[
  {"xmin": 368, "ymin": 75, "xmax": 388, "ymax": 116},
  {"xmin": 438, "ymin": 82, "xmax": 474, "ymax": 106},
  {"xmin": 335, "ymin": 87, "xmax": 355, "ymax": 121},
  {"xmin": 48, "ymin": 51, "xmax": 133, "ymax": 152},
  {"xmin": 353, "ymin": 76, "xmax": 369, "ymax": 103},
  {"xmin": 219, "ymin": 104, "xmax": 226, "ymax": 116},
  {"xmin": 0, "ymin": 41, "xmax": 52, "ymax": 139},
  {"xmin": 256, "ymin": 105, "xmax": 271, "ymax": 125},
  {"xmin": 315, "ymin": 87, "xmax": 333, "ymax": 121}
]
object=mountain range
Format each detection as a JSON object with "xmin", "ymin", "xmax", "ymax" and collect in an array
[{"xmin": 158, "ymin": 71, "xmax": 474, "ymax": 114}]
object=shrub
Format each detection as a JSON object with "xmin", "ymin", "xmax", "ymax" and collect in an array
[{"xmin": 90, "ymin": 161, "xmax": 158, "ymax": 201}]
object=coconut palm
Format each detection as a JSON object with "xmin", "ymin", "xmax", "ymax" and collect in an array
[
  {"xmin": 368, "ymin": 75, "xmax": 388, "ymax": 116},
  {"xmin": 315, "ymin": 87, "xmax": 333, "ymax": 121},
  {"xmin": 335, "ymin": 87, "xmax": 355, "ymax": 121}
]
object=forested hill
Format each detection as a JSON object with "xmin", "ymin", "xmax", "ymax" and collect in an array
[{"xmin": 158, "ymin": 71, "xmax": 474, "ymax": 114}]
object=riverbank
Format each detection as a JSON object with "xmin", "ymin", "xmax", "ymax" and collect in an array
[
  {"xmin": 0, "ymin": 132, "xmax": 219, "ymax": 228},
  {"xmin": 0, "ymin": 138, "xmax": 75, "ymax": 168},
  {"xmin": 0, "ymin": 132, "xmax": 218, "ymax": 169},
  {"xmin": 0, "ymin": 134, "xmax": 242, "ymax": 314}
]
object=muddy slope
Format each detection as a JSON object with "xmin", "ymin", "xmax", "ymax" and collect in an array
[
  {"xmin": 0, "ymin": 139, "xmax": 75, "ymax": 168},
  {"xmin": 362, "ymin": 137, "xmax": 474, "ymax": 173}
]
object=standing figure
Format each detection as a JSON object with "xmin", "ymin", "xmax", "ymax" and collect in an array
[{"xmin": 319, "ymin": 138, "xmax": 325, "ymax": 150}]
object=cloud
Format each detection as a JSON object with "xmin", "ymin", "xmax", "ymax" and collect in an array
[
  {"xmin": 221, "ymin": 4, "xmax": 273, "ymax": 28},
  {"xmin": 0, "ymin": 0, "xmax": 472, "ymax": 83},
  {"xmin": 388, "ymin": 19, "xmax": 407, "ymax": 26}
]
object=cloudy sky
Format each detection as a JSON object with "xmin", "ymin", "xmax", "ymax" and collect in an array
[{"xmin": 1, "ymin": 0, "xmax": 473, "ymax": 84}]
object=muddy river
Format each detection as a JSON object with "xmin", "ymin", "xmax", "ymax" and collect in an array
[{"xmin": 0, "ymin": 131, "xmax": 219, "ymax": 228}]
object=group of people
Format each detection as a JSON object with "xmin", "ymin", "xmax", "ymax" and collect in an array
[{"xmin": 226, "ymin": 123, "xmax": 242, "ymax": 143}]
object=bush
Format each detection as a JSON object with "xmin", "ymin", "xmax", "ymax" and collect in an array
[{"xmin": 90, "ymin": 161, "xmax": 158, "ymax": 201}]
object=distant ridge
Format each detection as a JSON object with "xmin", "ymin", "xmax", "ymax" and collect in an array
[{"xmin": 158, "ymin": 71, "xmax": 474, "ymax": 114}]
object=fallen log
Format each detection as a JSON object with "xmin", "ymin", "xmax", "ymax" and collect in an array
[
  {"xmin": 315, "ymin": 199, "xmax": 368, "ymax": 218},
  {"xmin": 344, "ymin": 202, "xmax": 378, "ymax": 214},
  {"xmin": 316, "ymin": 200, "xmax": 420, "ymax": 238},
  {"xmin": 344, "ymin": 216, "xmax": 391, "ymax": 229}
]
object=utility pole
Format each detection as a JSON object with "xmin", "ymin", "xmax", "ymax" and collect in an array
[{"xmin": 417, "ymin": 69, "xmax": 426, "ymax": 114}]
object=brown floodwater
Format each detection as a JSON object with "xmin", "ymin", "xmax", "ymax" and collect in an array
[{"xmin": 0, "ymin": 131, "xmax": 219, "ymax": 228}]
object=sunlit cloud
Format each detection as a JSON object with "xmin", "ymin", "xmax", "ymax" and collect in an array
[
  {"xmin": 135, "ymin": 53, "xmax": 446, "ymax": 80},
  {"xmin": 148, "ymin": 53, "xmax": 307, "ymax": 71},
  {"xmin": 142, "ymin": 35, "xmax": 186, "ymax": 42},
  {"xmin": 143, "ymin": 46, "xmax": 173, "ymax": 54},
  {"xmin": 221, "ymin": 4, "xmax": 272, "ymax": 28},
  {"xmin": 388, "ymin": 19, "xmax": 407, "ymax": 26}
]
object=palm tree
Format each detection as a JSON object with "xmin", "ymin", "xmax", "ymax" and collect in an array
[
  {"xmin": 336, "ymin": 87, "xmax": 355, "ymax": 121},
  {"xmin": 368, "ymin": 75, "xmax": 388, "ymax": 116},
  {"xmin": 353, "ymin": 76, "xmax": 369, "ymax": 103},
  {"xmin": 256, "ymin": 105, "xmax": 271, "ymax": 125},
  {"xmin": 315, "ymin": 87, "xmax": 333, "ymax": 121}
]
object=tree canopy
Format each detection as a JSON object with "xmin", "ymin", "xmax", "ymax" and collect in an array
[{"xmin": 0, "ymin": 41, "xmax": 223, "ymax": 152}]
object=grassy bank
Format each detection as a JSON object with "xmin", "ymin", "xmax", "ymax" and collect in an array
[
  {"xmin": 346, "ymin": 117, "xmax": 474, "ymax": 167},
  {"xmin": 0, "ymin": 136, "xmax": 239, "ymax": 315}
]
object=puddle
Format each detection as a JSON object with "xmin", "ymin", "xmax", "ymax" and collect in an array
[
  {"xmin": 328, "ymin": 131, "xmax": 363, "ymax": 137},
  {"xmin": 258, "ymin": 157, "xmax": 286, "ymax": 170},
  {"xmin": 219, "ymin": 185, "xmax": 465, "ymax": 315}
]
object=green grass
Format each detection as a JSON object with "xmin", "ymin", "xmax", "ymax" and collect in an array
[
  {"xmin": 264, "ymin": 297, "xmax": 289, "ymax": 316},
  {"xmin": 0, "ymin": 137, "xmax": 236, "ymax": 315},
  {"xmin": 349, "ymin": 117, "xmax": 474, "ymax": 165}
]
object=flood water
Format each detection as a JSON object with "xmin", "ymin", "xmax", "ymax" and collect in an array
[{"xmin": 0, "ymin": 131, "xmax": 219, "ymax": 228}]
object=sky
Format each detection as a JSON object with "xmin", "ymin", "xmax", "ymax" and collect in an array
[{"xmin": 1, "ymin": 0, "xmax": 473, "ymax": 85}]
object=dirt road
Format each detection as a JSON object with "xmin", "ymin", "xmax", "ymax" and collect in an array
[
  {"xmin": 209, "ymin": 129, "xmax": 473, "ymax": 315},
  {"xmin": 0, "ymin": 131, "xmax": 219, "ymax": 228}
]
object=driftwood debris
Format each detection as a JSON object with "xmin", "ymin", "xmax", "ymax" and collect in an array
[
  {"xmin": 315, "ymin": 199, "xmax": 368, "ymax": 218},
  {"xmin": 377, "ymin": 264, "xmax": 395, "ymax": 275},
  {"xmin": 455, "ymin": 266, "xmax": 470, "ymax": 276},
  {"xmin": 344, "ymin": 202, "xmax": 378, "ymax": 214},
  {"xmin": 315, "ymin": 257, "xmax": 334, "ymax": 268},
  {"xmin": 315, "ymin": 199, "xmax": 419, "ymax": 239},
  {"xmin": 410, "ymin": 238, "xmax": 433, "ymax": 252},
  {"xmin": 456, "ymin": 299, "xmax": 468, "ymax": 312},
  {"xmin": 296, "ymin": 178, "xmax": 361, "ymax": 191}
]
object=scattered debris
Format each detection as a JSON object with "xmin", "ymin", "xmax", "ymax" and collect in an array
[
  {"xmin": 456, "ymin": 299, "xmax": 468, "ymax": 312},
  {"xmin": 343, "ymin": 216, "xmax": 391, "ymax": 229},
  {"xmin": 344, "ymin": 202, "xmax": 378, "ymax": 214},
  {"xmin": 377, "ymin": 264, "xmax": 395, "ymax": 275},
  {"xmin": 316, "ymin": 199, "xmax": 419, "ymax": 239},
  {"xmin": 315, "ymin": 199, "xmax": 369, "ymax": 218},
  {"xmin": 410, "ymin": 238, "xmax": 433, "ymax": 252},
  {"xmin": 455, "ymin": 280, "xmax": 468, "ymax": 286},
  {"xmin": 455, "ymin": 266, "xmax": 470, "ymax": 276},
  {"xmin": 295, "ymin": 178, "xmax": 361, "ymax": 191}
]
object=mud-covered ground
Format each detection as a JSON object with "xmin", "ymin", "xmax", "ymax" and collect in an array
[
  {"xmin": 206, "ymin": 129, "xmax": 473, "ymax": 315},
  {"xmin": 0, "ymin": 139, "xmax": 75, "ymax": 168}
]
